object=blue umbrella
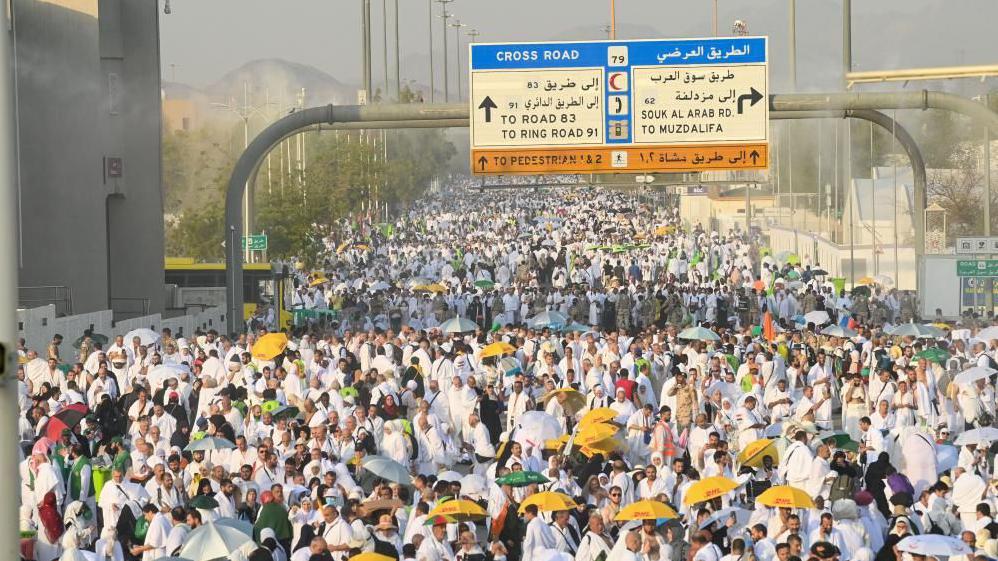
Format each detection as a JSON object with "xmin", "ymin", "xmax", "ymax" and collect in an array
[{"xmin": 527, "ymin": 310, "xmax": 568, "ymax": 329}]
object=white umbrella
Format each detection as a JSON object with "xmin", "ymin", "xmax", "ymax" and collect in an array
[
  {"xmin": 953, "ymin": 366, "xmax": 996, "ymax": 386},
  {"xmin": 820, "ymin": 325, "xmax": 858, "ymax": 338},
  {"xmin": 184, "ymin": 436, "xmax": 236, "ymax": 452},
  {"xmin": 369, "ymin": 281, "xmax": 390, "ymax": 292},
  {"xmin": 361, "ymin": 455, "xmax": 412, "ymax": 485},
  {"xmin": 213, "ymin": 517, "xmax": 253, "ymax": 536},
  {"xmin": 896, "ymin": 535, "xmax": 971, "ymax": 557},
  {"xmin": 515, "ymin": 411, "xmax": 562, "ymax": 446},
  {"xmin": 437, "ymin": 470, "xmax": 463, "ymax": 483},
  {"xmin": 936, "ymin": 444, "xmax": 959, "ymax": 472},
  {"xmin": 534, "ymin": 550, "xmax": 573, "ymax": 561},
  {"xmin": 803, "ymin": 310, "xmax": 831, "ymax": 325},
  {"xmin": 890, "ymin": 323, "xmax": 946, "ymax": 339},
  {"xmin": 179, "ymin": 521, "xmax": 250, "ymax": 561},
  {"xmin": 954, "ymin": 427, "xmax": 998, "ymax": 446},
  {"xmin": 976, "ymin": 326, "xmax": 998, "ymax": 341},
  {"xmin": 698, "ymin": 507, "xmax": 750, "ymax": 530},
  {"xmin": 124, "ymin": 328, "xmax": 160, "ymax": 346},
  {"xmin": 527, "ymin": 310, "xmax": 568, "ymax": 329},
  {"xmin": 147, "ymin": 364, "xmax": 190, "ymax": 389},
  {"xmin": 678, "ymin": 326, "xmax": 721, "ymax": 342},
  {"xmin": 460, "ymin": 474, "xmax": 488, "ymax": 498},
  {"xmin": 440, "ymin": 316, "xmax": 479, "ymax": 334}
]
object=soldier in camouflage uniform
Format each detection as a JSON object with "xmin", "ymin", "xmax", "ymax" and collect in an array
[{"xmin": 616, "ymin": 289, "xmax": 632, "ymax": 332}]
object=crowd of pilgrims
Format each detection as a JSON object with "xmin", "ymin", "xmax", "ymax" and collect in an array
[{"xmin": 16, "ymin": 179, "xmax": 998, "ymax": 561}]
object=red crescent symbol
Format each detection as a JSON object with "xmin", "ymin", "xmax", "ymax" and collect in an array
[{"xmin": 609, "ymin": 73, "xmax": 621, "ymax": 90}]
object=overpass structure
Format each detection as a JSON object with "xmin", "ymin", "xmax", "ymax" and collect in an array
[{"xmin": 221, "ymin": 92, "xmax": 998, "ymax": 335}]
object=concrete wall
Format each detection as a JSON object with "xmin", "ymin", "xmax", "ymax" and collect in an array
[
  {"xmin": 920, "ymin": 255, "xmax": 962, "ymax": 319},
  {"xmin": 18, "ymin": 305, "xmax": 225, "ymax": 361},
  {"xmin": 12, "ymin": 0, "xmax": 163, "ymax": 317},
  {"xmin": 13, "ymin": 0, "xmax": 107, "ymax": 312},
  {"xmin": 102, "ymin": 0, "xmax": 165, "ymax": 317},
  {"xmin": 767, "ymin": 225, "xmax": 917, "ymax": 290}
]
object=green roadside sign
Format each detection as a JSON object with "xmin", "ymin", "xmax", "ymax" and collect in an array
[
  {"xmin": 956, "ymin": 260, "xmax": 998, "ymax": 277},
  {"xmin": 242, "ymin": 234, "xmax": 268, "ymax": 251}
]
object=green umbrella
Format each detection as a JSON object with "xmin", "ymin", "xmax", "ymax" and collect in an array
[
  {"xmin": 474, "ymin": 280, "xmax": 496, "ymax": 289},
  {"xmin": 340, "ymin": 386, "xmax": 360, "ymax": 399},
  {"xmin": 261, "ymin": 400, "xmax": 281, "ymax": 414},
  {"xmin": 913, "ymin": 347, "xmax": 951, "ymax": 365},
  {"xmin": 817, "ymin": 431, "xmax": 859, "ymax": 452},
  {"xmin": 188, "ymin": 495, "xmax": 220, "ymax": 509},
  {"xmin": 272, "ymin": 405, "xmax": 300, "ymax": 420},
  {"xmin": 495, "ymin": 471, "xmax": 550, "ymax": 487},
  {"xmin": 73, "ymin": 333, "xmax": 108, "ymax": 349},
  {"xmin": 785, "ymin": 270, "xmax": 801, "ymax": 280}
]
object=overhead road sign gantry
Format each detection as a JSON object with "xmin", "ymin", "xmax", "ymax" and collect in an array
[{"xmin": 469, "ymin": 36, "xmax": 769, "ymax": 175}]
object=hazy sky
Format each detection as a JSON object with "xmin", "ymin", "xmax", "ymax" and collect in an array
[{"xmin": 160, "ymin": 0, "xmax": 998, "ymax": 92}]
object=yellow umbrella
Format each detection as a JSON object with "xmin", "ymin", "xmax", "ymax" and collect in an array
[
  {"xmin": 683, "ymin": 476, "xmax": 739, "ymax": 505},
  {"xmin": 614, "ymin": 499, "xmax": 678, "ymax": 521},
  {"xmin": 428, "ymin": 499, "xmax": 488, "ymax": 521},
  {"xmin": 544, "ymin": 437, "xmax": 567, "ymax": 452},
  {"xmin": 349, "ymin": 554, "xmax": 395, "ymax": 561},
  {"xmin": 579, "ymin": 407, "xmax": 619, "ymax": 427},
  {"xmin": 542, "ymin": 388, "xmax": 586, "ymax": 415},
  {"xmin": 856, "ymin": 276, "xmax": 876, "ymax": 286},
  {"xmin": 518, "ymin": 491, "xmax": 577, "ymax": 514},
  {"xmin": 309, "ymin": 277, "xmax": 329, "ymax": 287},
  {"xmin": 575, "ymin": 423, "xmax": 620, "ymax": 446},
  {"xmin": 755, "ymin": 485, "xmax": 815, "ymax": 509},
  {"xmin": 579, "ymin": 437, "xmax": 624, "ymax": 458},
  {"xmin": 737, "ymin": 438, "xmax": 780, "ymax": 468},
  {"xmin": 252, "ymin": 333, "xmax": 289, "ymax": 361},
  {"xmin": 480, "ymin": 342, "xmax": 516, "ymax": 358}
]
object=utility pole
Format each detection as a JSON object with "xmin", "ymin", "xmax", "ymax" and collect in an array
[
  {"xmin": 788, "ymin": 0, "xmax": 797, "ymax": 90},
  {"xmin": 362, "ymin": 0, "xmax": 372, "ymax": 100},
  {"xmin": 0, "ymin": 0, "xmax": 21, "ymax": 555},
  {"xmin": 428, "ymin": 0, "xmax": 435, "ymax": 102},
  {"xmin": 450, "ymin": 19, "xmax": 466, "ymax": 101},
  {"xmin": 600, "ymin": 25, "xmax": 612, "ymax": 39},
  {"xmin": 394, "ymin": 0, "xmax": 401, "ymax": 100},
  {"xmin": 712, "ymin": 0, "xmax": 718, "ymax": 36},
  {"xmin": 383, "ymin": 0, "xmax": 389, "ymax": 100},
  {"xmin": 437, "ymin": 0, "xmax": 454, "ymax": 102},
  {"xmin": 610, "ymin": 0, "xmax": 617, "ymax": 39}
]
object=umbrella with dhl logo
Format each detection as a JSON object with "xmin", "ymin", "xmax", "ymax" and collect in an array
[
  {"xmin": 427, "ymin": 499, "xmax": 488, "ymax": 522},
  {"xmin": 737, "ymin": 438, "xmax": 780, "ymax": 468},
  {"xmin": 755, "ymin": 485, "xmax": 815, "ymax": 509},
  {"xmin": 541, "ymin": 388, "xmax": 587, "ymax": 416},
  {"xmin": 517, "ymin": 491, "xmax": 577, "ymax": 514},
  {"xmin": 480, "ymin": 341, "xmax": 517, "ymax": 359},
  {"xmin": 614, "ymin": 499, "xmax": 678, "ymax": 521},
  {"xmin": 683, "ymin": 476, "xmax": 739, "ymax": 506}
]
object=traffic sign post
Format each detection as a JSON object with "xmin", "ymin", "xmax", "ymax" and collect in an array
[
  {"xmin": 469, "ymin": 37, "xmax": 768, "ymax": 175},
  {"xmin": 955, "ymin": 237, "xmax": 998, "ymax": 255},
  {"xmin": 242, "ymin": 234, "xmax": 268, "ymax": 251},
  {"xmin": 956, "ymin": 260, "xmax": 998, "ymax": 277}
]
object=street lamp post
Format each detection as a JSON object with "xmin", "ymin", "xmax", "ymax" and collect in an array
[
  {"xmin": 450, "ymin": 19, "xmax": 466, "ymax": 101},
  {"xmin": 428, "ymin": 0, "xmax": 435, "ymax": 102},
  {"xmin": 211, "ymin": 82, "xmax": 273, "ymax": 263},
  {"xmin": 437, "ymin": 2, "xmax": 454, "ymax": 102}
]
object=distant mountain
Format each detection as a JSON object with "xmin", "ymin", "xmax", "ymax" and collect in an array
[
  {"xmin": 163, "ymin": 58, "xmax": 358, "ymax": 114},
  {"xmin": 204, "ymin": 58, "xmax": 356, "ymax": 107}
]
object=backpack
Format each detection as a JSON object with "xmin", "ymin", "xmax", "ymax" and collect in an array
[{"xmin": 887, "ymin": 472, "xmax": 915, "ymax": 496}]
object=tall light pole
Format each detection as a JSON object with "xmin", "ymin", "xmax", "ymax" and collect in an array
[
  {"xmin": 427, "ymin": 0, "xmax": 435, "ymax": 102},
  {"xmin": 450, "ymin": 19, "xmax": 466, "ymax": 101},
  {"xmin": 361, "ymin": 0, "xmax": 372, "ymax": 100},
  {"xmin": 382, "ymin": 0, "xmax": 389, "ymax": 100},
  {"xmin": 212, "ymin": 82, "xmax": 273, "ymax": 263},
  {"xmin": 609, "ymin": 0, "xmax": 616, "ymax": 39},
  {"xmin": 788, "ymin": 0, "xmax": 797, "ymax": 91},
  {"xmin": 712, "ymin": 0, "xmax": 718, "ymax": 36},
  {"xmin": 601, "ymin": 24, "xmax": 612, "ymax": 39},
  {"xmin": 394, "ymin": 0, "xmax": 401, "ymax": 101},
  {"xmin": 439, "ymin": 7, "xmax": 453, "ymax": 102}
]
